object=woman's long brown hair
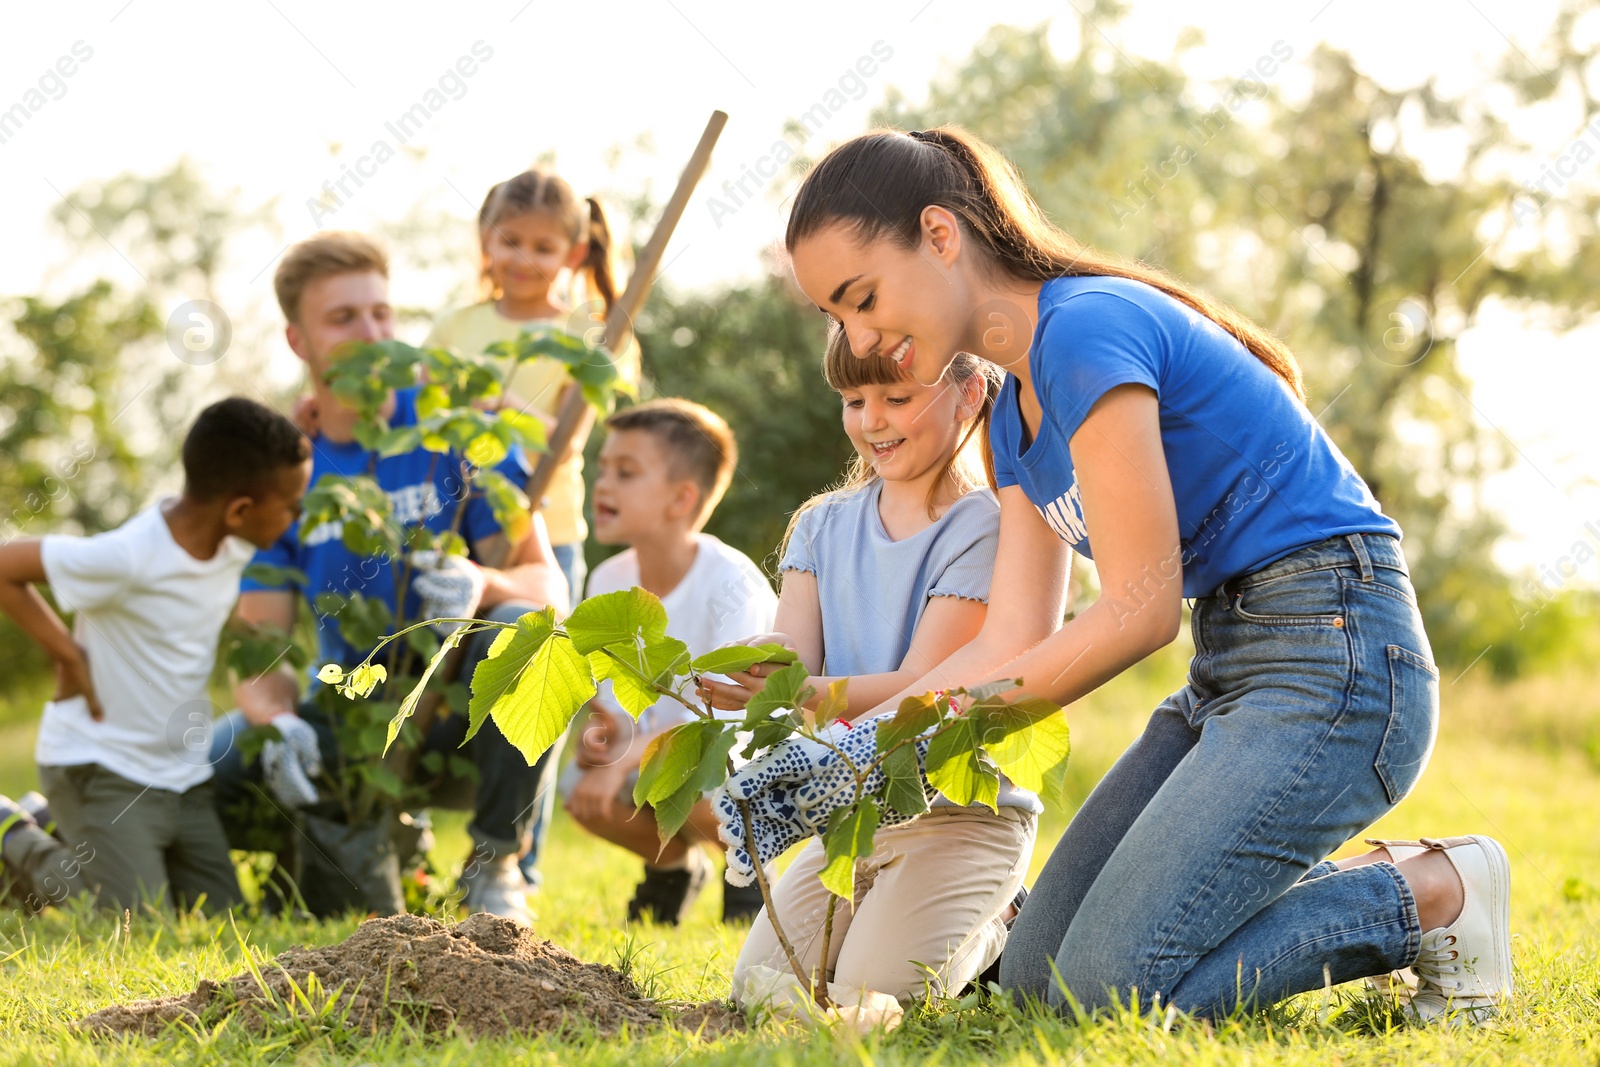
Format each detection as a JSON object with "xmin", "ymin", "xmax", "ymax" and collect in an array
[{"xmin": 785, "ymin": 126, "xmax": 1305, "ymax": 401}]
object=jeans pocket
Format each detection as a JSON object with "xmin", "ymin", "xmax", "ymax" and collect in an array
[
  {"xmin": 1374, "ymin": 645, "xmax": 1439, "ymax": 805},
  {"xmin": 1228, "ymin": 569, "xmax": 1346, "ymax": 627}
]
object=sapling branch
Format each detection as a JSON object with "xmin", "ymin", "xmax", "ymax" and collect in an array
[
  {"xmin": 818, "ymin": 894, "xmax": 840, "ymax": 1005},
  {"xmin": 734, "ymin": 793, "xmax": 822, "ymax": 1008}
]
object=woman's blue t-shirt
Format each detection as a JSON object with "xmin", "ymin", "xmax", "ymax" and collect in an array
[{"xmin": 989, "ymin": 275, "xmax": 1400, "ymax": 597}]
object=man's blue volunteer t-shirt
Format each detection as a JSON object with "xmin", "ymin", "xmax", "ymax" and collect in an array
[
  {"xmin": 990, "ymin": 275, "xmax": 1400, "ymax": 597},
  {"xmin": 242, "ymin": 387, "xmax": 531, "ymax": 667}
]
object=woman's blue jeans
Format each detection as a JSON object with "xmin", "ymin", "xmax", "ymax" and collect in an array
[{"xmin": 1000, "ymin": 533, "xmax": 1440, "ymax": 1017}]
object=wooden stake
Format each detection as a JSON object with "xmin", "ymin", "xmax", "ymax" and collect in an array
[{"xmin": 524, "ymin": 110, "xmax": 729, "ymax": 507}]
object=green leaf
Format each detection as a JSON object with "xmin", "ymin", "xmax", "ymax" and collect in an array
[
  {"xmin": 879, "ymin": 692, "xmax": 943, "ymax": 753},
  {"xmin": 496, "ymin": 407, "xmax": 548, "ymax": 453},
  {"xmin": 974, "ymin": 697, "xmax": 1072, "ymax": 804},
  {"xmin": 819, "ymin": 800, "xmax": 880, "ymax": 899},
  {"xmin": 384, "ymin": 627, "xmax": 465, "ymax": 754},
  {"xmin": 219, "ymin": 619, "xmax": 305, "ymax": 678},
  {"xmin": 242, "ymin": 562, "xmax": 308, "ymax": 589},
  {"xmin": 957, "ymin": 678, "xmax": 1023, "ymax": 703},
  {"xmin": 740, "ymin": 711, "xmax": 802, "ymax": 761},
  {"xmin": 925, "ymin": 714, "xmax": 1000, "ymax": 811},
  {"xmin": 882, "ymin": 745, "xmax": 931, "ymax": 818},
  {"xmin": 377, "ymin": 424, "xmax": 425, "ymax": 457},
  {"xmin": 447, "ymin": 754, "xmax": 479, "ymax": 782},
  {"xmin": 319, "ymin": 591, "xmax": 395, "ymax": 656},
  {"xmin": 635, "ymin": 720, "xmax": 715, "ymax": 807},
  {"xmin": 689, "ymin": 642, "xmax": 797, "ymax": 676},
  {"xmin": 590, "ymin": 636, "xmax": 690, "ymax": 718},
  {"xmin": 650, "ymin": 777, "xmax": 704, "ymax": 846},
  {"xmin": 564, "ymin": 587, "xmax": 669, "ymax": 655},
  {"xmin": 814, "ymin": 678, "xmax": 850, "ymax": 722},
  {"xmin": 465, "ymin": 431, "xmax": 508, "ymax": 469},
  {"xmin": 651, "ymin": 725, "xmax": 739, "ymax": 844},
  {"xmin": 465, "ymin": 608, "xmax": 594, "ymax": 764},
  {"xmin": 473, "ymin": 468, "xmax": 531, "ymax": 547},
  {"xmin": 405, "ymin": 626, "xmax": 441, "ymax": 659},
  {"xmin": 361, "ymin": 763, "xmax": 406, "ymax": 799},
  {"xmin": 741, "ymin": 661, "xmax": 814, "ymax": 729}
]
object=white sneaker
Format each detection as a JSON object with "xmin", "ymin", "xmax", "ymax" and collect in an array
[
  {"xmin": 1404, "ymin": 835, "xmax": 1513, "ymax": 1026},
  {"xmin": 1361, "ymin": 839, "xmax": 1428, "ymax": 996},
  {"xmin": 460, "ymin": 853, "xmax": 533, "ymax": 927}
]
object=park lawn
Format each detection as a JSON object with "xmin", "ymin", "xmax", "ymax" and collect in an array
[{"xmin": 0, "ymin": 654, "xmax": 1597, "ymax": 1065}]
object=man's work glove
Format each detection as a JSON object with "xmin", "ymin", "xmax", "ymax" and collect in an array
[{"xmin": 261, "ymin": 713, "xmax": 324, "ymax": 808}]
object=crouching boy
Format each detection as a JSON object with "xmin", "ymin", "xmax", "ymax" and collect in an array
[
  {"xmin": 0, "ymin": 398, "xmax": 310, "ymax": 913},
  {"xmin": 562, "ymin": 399, "xmax": 777, "ymax": 924}
]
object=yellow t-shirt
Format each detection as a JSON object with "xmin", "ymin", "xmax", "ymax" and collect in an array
[{"xmin": 424, "ymin": 301, "xmax": 638, "ymax": 547}]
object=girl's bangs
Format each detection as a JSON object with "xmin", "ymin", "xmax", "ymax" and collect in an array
[{"xmin": 822, "ymin": 326, "xmax": 913, "ymax": 391}]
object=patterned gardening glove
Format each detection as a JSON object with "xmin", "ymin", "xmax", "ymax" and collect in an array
[
  {"xmin": 712, "ymin": 722, "xmax": 850, "ymax": 887},
  {"xmin": 712, "ymin": 780, "xmax": 810, "ymax": 887},
  {"xmin": 409, "ymin": 550, "xmax": 487, "ymax": 635},
  {"xmin": 711, "ymin": 716, "xmax": 940, "ymax": 885},
  {"xmin": 260, "ymin": 713, "xmax": 324, "ymax": 809},
  {"xmin": 788, "ymin": 713, "xmax": 936, "ymax": 830}
]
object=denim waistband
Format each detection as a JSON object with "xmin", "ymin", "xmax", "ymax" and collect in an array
[{"xmin": 1220, "ymin": 533, "xmax": 1407, "ymax": 596}]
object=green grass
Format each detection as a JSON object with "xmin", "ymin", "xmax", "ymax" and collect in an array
[{"xmin": 2, "ymin": 653, "xmax": 1598, "ymax": 1065}]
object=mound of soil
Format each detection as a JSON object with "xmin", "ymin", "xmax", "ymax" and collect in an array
[{"xmin": 79, "ymin": 913, "xmax": 664, "ymax": 1039}]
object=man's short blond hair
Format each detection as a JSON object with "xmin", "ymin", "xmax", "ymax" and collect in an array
[
  {"xmin": 605, "ymin": 398, "xmax": 738, "ymax": 529},
  {"xmin": 274, "ymin": 231, "xmax": 389, "ymax": 323}
]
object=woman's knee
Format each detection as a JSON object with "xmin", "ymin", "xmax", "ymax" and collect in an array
[{"xmin": 1048, "ymin": 923, "xmax": 1160, "ymax": 1012}]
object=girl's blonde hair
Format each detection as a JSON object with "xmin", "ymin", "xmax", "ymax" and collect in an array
[
  {"xmin": 781, "ymin": 326, "xmax": 1004, "ymax": 558},
  {"xmin": 786, "ymin": 126, "xmax": 1306, "ymax": 401},
  {"xmin": 477, "ymin": 168, "xmax": 621, "ymax": 313}
]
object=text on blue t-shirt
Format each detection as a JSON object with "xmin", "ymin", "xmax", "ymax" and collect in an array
[{"xmin": 241, "ymin": 387, "xmax": 531, "ymax": 667}]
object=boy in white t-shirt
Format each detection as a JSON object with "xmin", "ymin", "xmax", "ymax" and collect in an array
[
  {"xmin": 560, "ymin": 399, "xmax": 777, "ymax": 925},
  {"xmin": 0, "ymin": 397, "xmax": 311, "ymax": 913}
]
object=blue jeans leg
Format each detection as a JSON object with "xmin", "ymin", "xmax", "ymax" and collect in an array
[
  {"xmin": 551, "ymin": 542, "xmax": 588, "ymax": 606},
  {"xmin": 1002, "ymin": 534, "xmax": 1436, "ymax": 1017},
  {"xmin": 1001, "ymin": 692, "xmax": 1200, "ymax": 999}
]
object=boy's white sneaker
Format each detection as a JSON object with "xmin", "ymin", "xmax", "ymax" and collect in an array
[{"xmin": 1403, "ymin": 835, "xmax": 1513, "ymax": 1026}]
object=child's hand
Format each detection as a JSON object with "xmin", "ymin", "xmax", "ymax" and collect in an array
[
  {"xmin": 697, "ymin": 633, "xmax": 801, "ymax": 712},
  {"xmin": 575, "ymin": 706, "xmax": 630, "ymax": 768},
  {"xmin": 290, "ymin": 394, "xmax": 321, "ymax": 437},
  {"xmin": 53, "ymin": 645, "xmax": 104, "ymax": 721},
  {"xmin": 565, "ymin": 762, "xmax": 630, "ymax": 825}
]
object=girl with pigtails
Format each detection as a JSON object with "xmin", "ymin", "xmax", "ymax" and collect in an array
[{"xmin": 427, "ymin": 168, "xmax": 638, "ymax": 887}]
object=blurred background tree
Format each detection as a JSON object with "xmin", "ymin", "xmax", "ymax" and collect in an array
[{"xmin": 5, "ymin": 1, "xmax": 1598, "ymax": 688}]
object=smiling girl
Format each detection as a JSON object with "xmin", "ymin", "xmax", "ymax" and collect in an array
[
  {"xmin": 427, "ymin": 169, "xmax": 634, "ymax": 606},
  {"xmin": 427, "ymin": 168, "xmax": 635, "ymax": 887},
  {"xmin": 763, "ymin": 126, "xmax": 1511, "ymax": 1024},
  {"xmin": 703, "ymin": 329, "xmax": 1035, "ymax": 1010}
]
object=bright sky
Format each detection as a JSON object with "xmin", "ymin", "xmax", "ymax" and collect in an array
[{"xmin": 2, "ymin": 0, "xmax": 1596, "ymax": 583}]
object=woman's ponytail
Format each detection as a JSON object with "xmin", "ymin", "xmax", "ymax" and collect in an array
[{"xmin": 789, "ymin": 126, "xmax": 1307, "ymax": 402}]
